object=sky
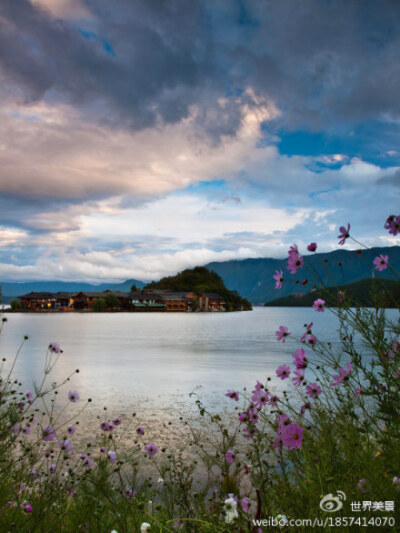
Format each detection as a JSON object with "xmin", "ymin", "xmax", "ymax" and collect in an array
[{"xmin": 0, "ymin": 0, "xmax": 399, "ymax": 283}]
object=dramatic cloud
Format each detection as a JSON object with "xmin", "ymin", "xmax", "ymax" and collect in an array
[{"xmin": 0, "ymin": 0, "xmax": 399, "ymax": 282}]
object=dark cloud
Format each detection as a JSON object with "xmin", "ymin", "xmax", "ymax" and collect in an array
[{"xmin": 1, "ymin": 0, "xmax": 400, "ymax": 135}]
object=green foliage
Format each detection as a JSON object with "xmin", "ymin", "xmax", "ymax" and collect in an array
[
  {"xmin": 265, "ymin": 278, "xmax": 400, "ymax": 308},
  {"xmin": 93, "ymin": 298, "xmax": 106, "ymax": 312},
  {"xmin": 105, "ymin": 294, "xmax": 120, "ymax": 308},
  {"xmin": 10, "ymin": 299, "xmax": 21, "ymax": 310},
  {"xmin": 130, "ymin": 284, "xmax": 138, "ymax": 292},
  {"xmin": 145, "ymin": 266, "xmax": 252, "ymax": 311}
]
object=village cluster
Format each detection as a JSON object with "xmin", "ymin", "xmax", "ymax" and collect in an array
[{"xmin": 19, "ymin": 289, "xmax": 226, "ymax": 312}]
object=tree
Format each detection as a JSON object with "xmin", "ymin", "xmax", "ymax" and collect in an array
[
  {"xmin": 130, "ymin": 284, "xmax": 138, "ymax": 292},
  {"xmin": 105, "ymin": 294, "xmax": 120, "ymax": 309},
  {"xmin": 93, "ymin": 298, "xmax": 106, "ymax": 312},
  {"xmin": 11, "ymin": 300, "xmax": 21, "ymax": 310}
]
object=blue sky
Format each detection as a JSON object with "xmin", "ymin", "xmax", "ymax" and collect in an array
[{"xmin": 0, "ymin": 0, "xmax": 399, "ymax": 282}]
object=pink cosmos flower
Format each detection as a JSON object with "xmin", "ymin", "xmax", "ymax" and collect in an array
[
  {"xmin": 241, "ymin": 497, "xmax": 251, "ymax": 512},
  {"xmin": 300, "ymin": 322, "xmax": 313, "ymax": 342},
  {"xmin": 276, "ymin": 365, "xmax": 291, "ymax": 380},
  {"xmin": 281, "ymin": 423, "xmax": 303, "ymax": 449},
  {"xmin": 42, "ymin": 425, "xmax": 56, "ymax": 442},
  {"xmin": 331, "ymin": 362, "xmax": 352, "ymax": 386},
  {"xmin": 292, "ymin": 368, "xmax": 305, "ymax": 386},
  {"xmin": 242, "ymin": 426, "xmax": 258, "ymax": 439},
  {"xmin": 275, "ymin": 325, "xmax": 290, "ymax": 342},
  {"xmin": 385, "ymin": 214, "xmax": 400, "ymax": 235},
  {"xmin": 68, "ymin": 390, "xmax": 80, "ymax": 402},
  {"xmin": 354, "ymin": 386, "xmax": 365, "ymax": 396},
  {"xmin": 306, "ymin": 335, "xmax": 317, "ymax": 346},
  {"xmin": 373, "ymin": 254, "xmax": 389, "ymax": 271},
  {"xmin": 253, "ymin": 380, "xmax": 263, "ymax": 391},
  {"xmin": 125, "ymin": 484, "xmax": 136, "ymax": 498},
  {"xmin": 136, "ymin": 425, "xmax": 145, "ymax": 435},
  {"xmin": 251, "ymin": 388, "xmax": 270, "ymax": 408},
  {"xmin": 301, "ymin": 279, "xmax": 308, "ymax": 285},
  {"xmin": 268, "ymin": 394, "xmax": 279, "ymax": 407},
  {"xmin": 273, "ymin": 270, "xmax": 284, "ymax": 289},
  {"xmin": 306, "ymin": 382, "xmax": 322, "ymax": 398},
  {"xmin": 225, "ymin": 389, "xmax": 239, "ymax": 401},
  {"xmin": 48, "ymin": 342, "xmax": 61, "ymax": 354},
  {"xmin": 300, "ymin": 402, "xmax": 311, "ymax": 416},
  {"xmin": 23, "ymin": 503, "xmax": 33, "ymax": 514},
  {"xmin": 238, "ymin": 411, "xmax": 249, "ymax": 423},
  {"xmin": 247, "ymin": 408, "xmax": 259, "ymax": 424},
  {"xmin": 108, "ymin": 451, "xmax": 117, "ymax": 464},
  {"xmin": 225, "ymin": 450, "xmax": 236, "ymax": 464},
  {"xmin": 58, "ymin": 439, "xmax": 73, "ymax": 452},
  {"xmin": 337, "ymin": 223, "xmax": 350, "ymax": 245},
  {"xmin": 307, "ymin": 243, "xmax": 317, "ymax": 252},
  {"xmin": 312, "ymin": 298, "xmax": 326, "ymax": 312},
  {"xmin": 276, "ymin": 413, "xmax": 291, "ymax": 432},
  {"xmin": 287, "ymin": 252, "xmax": 304, "ymax": 274},
  {"xmin": 292, "ymin": 348, "xmax": 308, "ymax": 369},
  {"xmin": 288, "ymin": 244, "xmax": 299, "ymax": 256},
  {"xmin": 80, "ymin": 454, "xmax": 93, "ymax": 468},
  {"xmin": 144, "ymin": 442, "xmax": 158, "ymax": 456}
]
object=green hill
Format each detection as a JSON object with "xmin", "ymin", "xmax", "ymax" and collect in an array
[
  {"xmin": 145, "ymin": 266, "xmax": 252, "ymax": 311},
  {"xmin": 264, "ymin": 278, "xmax": 400, "ymax": 308}
]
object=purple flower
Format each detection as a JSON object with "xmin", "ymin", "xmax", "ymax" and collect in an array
[
  {"xmin": 144, "ymin": 442, "xmax": 158, "ymax": 456},
  {"xmin": 300, "ymin": 402, "xmax": 311, "ymax": 416},
  {"xmin": 80, "ymin": 454, "xmax": 93, "ymax": 468},
  {"xmin": 225, "ymin": 389, "xmax": 239, "ymax": 401},
  {"xmin": 276, "ymin": 365, "xmax": 291, "ymax": 380},
  {"xmin": 292, "ymin": 368, "xmax": 305, "ymax": 386},
  {"xmin": 331, "ymin": 362, "xmax": 352, "ymax": 386},
  {"xmin": 49, "ymin": 464, "xmax": 57, "ymax": 474},
  {"xmin": 68, "ymin": 390, "xmax": 80, "ymax": 402},
  {"xmin": 275, "ymin": 325, "xmax": 290, "ymax": 342},
  {"xmin": 112, "ymin": 418, "xmax": 122, "ymax": 426},
  {"xmin": 300, "ymin": 322, "xmax": 313, "ymax": 342},
  {"xmin": 125, "ymin": 484, "xmax": 136, "ymax": 498},
  {"xmin": 100, "ymin": 446, "xmax": 106, "ymax": 453},
  {"xmin": 48, "ymin": 342, "xmax": 61, "ymax": 354},
  {"xmin": 136, "ymin": 425, "xmax": 145, "ymax": 435},
  {"xmin": 100, "ymin": 421, "xmax": 113, "ymax": 432},
  {"xmin": 306, "ymin": 335, "xmax": 317, "ymax": 346},
  {"xmin": 268, "ymin": 394, "xmax": 279, "ymax": 407},
  {"xmin": 306, "ymin": 382, "xmax": 322, "ymax": 398},
  {"xmin": 273, "ymin": 270, "xmax": 284, "ymax": 289},
  {"xmin": 385, "ymin": 214, "xmax": 400, "ymax": 235},
  {"xmin": 373, "ymin": 254, "xmax": 389, "ymax": 271},
  {"xmin": 67, "ymin": 425, "xmax": 76, "ymax": 435},
  {"xmin": 292, "ymin": 348, "xmax": 308, "ymax": 369},
  {"xmin": 312, "ymin": 299, "xmax": 326, "ymax": 312},
  {"xmin": 358, "ymin": 479, "xmax": 369, "ymax": 493},
  {"xmin": 108, "ymin": 450, "xmax": 117, "ymax": 464},
  {"xmin": 251, "ymin": 388, "xmax": 269, "ymax": 408},
  {"xmin": 11, "ymin": 424, "xmax": 20, "ymax": 435},
  {"xmin": 307, "ymin": 243, "xmax": 317, "ymax": 252},
  {"xmin": 247, "ymin": 408, "xmax": 259, "ymax": 424},
  {"xmin": 241, "ymin": 497, "xmax": 251, "ymax": 512},
  {"xmin": 287, "ymin": 252, "xmax": 304, "ymax": 274},
  {"xmin": 281, "ymin": 423, "xmax": 303, "ymax": 450},
  {"xmin": 354, "ymin": 386, "xmax": 365, "ymax": 396},
  {"xmin": 225, "ymin": 450, "xmax": 236, "ymax": 464},
  {"xmin": 58, "ymin": 439, "xmax": 73, "ymax": 452},
  {"xmin": 23, "ymin": 503, "xmax": 33, "ymax": 514},
  {"xmin": 42, "ymin": 425, "xmax": 56, "ymax": 442},
  {"xmin": 338, "ymin": 223, "xmax": 350, "ymax": 245}
]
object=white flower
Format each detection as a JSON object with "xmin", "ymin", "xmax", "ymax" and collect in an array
[
  {"xmin": 141, "ymin": 523, "xmax": 151, "ymax": 533},
  {"xmin": 157, "ymin": 477, "xmax": 164, "ymax": 484},
  {"xmin": 276, "ymin": 514, "xmax": 288, "ymax": 525},
  {"xmin": 224, "ymin": 496, "xmax": 238, "ymax": 524}
]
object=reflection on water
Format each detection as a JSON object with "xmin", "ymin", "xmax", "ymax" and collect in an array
[{"xmin": 1, "ymin": 307, "xmax": 393, "ymax": 417}]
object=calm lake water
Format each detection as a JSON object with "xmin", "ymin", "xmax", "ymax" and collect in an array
[{"xmin": 0, "ymin": 307, "xmax": 396, "ymax": 417}]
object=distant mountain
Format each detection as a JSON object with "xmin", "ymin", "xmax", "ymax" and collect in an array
[
  {"xmin": 264, "ymin": 278, "xmax": 400, "ymax": 308},
  {"xmin": 0, "ymin": 278, "xmax": 145, "ymax": 303},
  {"xmin": 206, "ymin": 246, "xmax": 400, "ymax": 304}
]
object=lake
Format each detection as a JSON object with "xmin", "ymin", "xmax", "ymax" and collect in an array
[{"xmin": 0, "ymin": 307, "xmax": 360, "ymax": 416}]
